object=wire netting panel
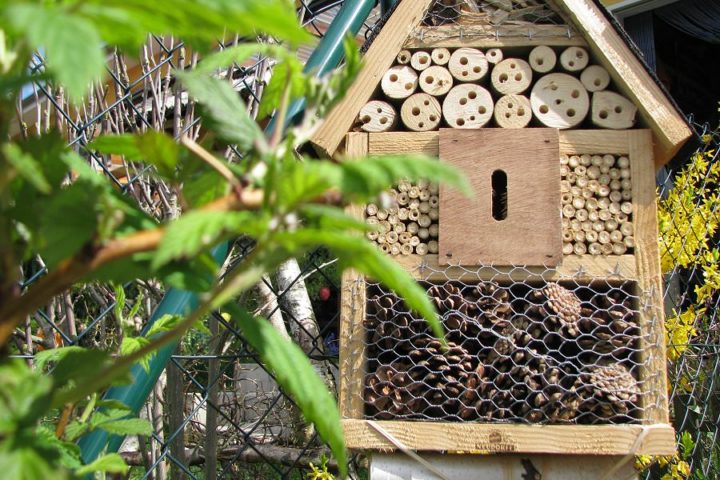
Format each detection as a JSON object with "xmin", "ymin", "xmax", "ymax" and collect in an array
[{"xmin": 423, "ymin": 0, "xmax": 565, "ymax": 27}]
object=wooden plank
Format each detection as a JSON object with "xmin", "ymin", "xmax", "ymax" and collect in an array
[
  {"xmin": 629, "ymin": 130, "xmax": 670, "ymax": 425},
  {"xmin": 393, "ymin": 254, "xmax": 637, "ymax": 283},
  {"xmin": 339, "ymin": 133, "xmax": 369, "ymax": 419},
  {"xmin": 439, "ymin": 129, "xmax": 562, "ymax": 266},
  {"xmin": 367, "ymin": 130, "xmax": 630, "ymax": 157},
  {"xmin": 310, "ymin": 0, "xmax": 435, "ymax": 158},
  {"xmin": 404, "ymin": 25, "xmax": 587, "ymax": 48},
  {"xmin": 551, "ymin": 0, "xmax": 692, "ymax": 166},
  {"xmin": 343, "ymin": 420, "xmax": 676, "ymax": 455}
]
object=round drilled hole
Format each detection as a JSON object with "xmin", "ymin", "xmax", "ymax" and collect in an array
[
  {"xmin": 514, "ymin": 73, "xmax": 522, "ymax": 81},
  {"xmin": 459, "ymin": 98, "xmax": 468, "ymax": 105},
  {"xmin": 594, "ymin": 79, "xmax": 601, "ymax": 86},
  {"xmin": 510, "ymin": 63, "xmax": 516, "ymax": 68},
  {"xmin": 555, "ymin": 99, "xmax": 563, "ymax": 105},
  {"xmin": 438, "ymin": 54, "xmax": 444, "ymax": 59},
  {"xmin": 499, "ymin": 73, "xmax": 508, "ymax": 83},
  {"xmin": 429, "ymin": 115, "xmax": 437, "ymax": 122},
  {"xmin": 420, "ymin": 56, "xmax": 428, "ymax": 64},
  {"xmin": 550, "ymin": 84, "xmax": 558, "ymax": 91},
  {"xmin": 518, "ymin": 108, "xmax": 526, "ymax": 116},
  {"xmin": 478, "ymin": 106, "xmax": 486, "ymax": 114},
  {"xmin": 412, "ymin": 107, "xmax": 420, "ymax": 116},
  {"xmin": 377, "ymin": 108, "xmax": 383, "ymax": 113},
  {"xmin": 576, "ymin": 50, "xmax": 584, "ymax": 58},
  {"xmin": 599, "ymin": 110, "xmax": 608, "ymax": 119},
  {"xmin": 505, "ymin": 112, "xmax": 511, "ymax": 118},
  {"xmin": 470, "ymin": 116, "xmax": 476, "ymax": 121},
  {"xmin": 424, "ymin": 100, "xmax": 430, "ymax": 106},
  {"xmin": 615, "ymin": 106, "xmax": 623, "ymax": 114},
  {"xmin": 537, "ymin": 59, "xmax": 544, "ymax": 65},
  {"xmin": 462, "ymin": 71, "xmax": 468, "ymax": 76},
  {"xmin": 361, "ymin": 115, "xmax": 371, "ymax": 123},
  {"xmin": 508, "ymin": 102, "xmax": 514, "ymax": 109},
  {"xmin": 567, "ymin": 108, "xmax": 576, "ymax": 117},
  {"xmin": 460, "ymin": 57, "xmax": 468, "ymax": 65},
  {"xmin": 380, "ymin": 117, "xmax": 388, "ymax": 124},
  {"xmin": 539, "ymin": 105, "xmax": 549, "ymax": 114},
  {"xmin": 418, "ymin": 122, "xmax": 424, "ymax": 128},
  {"xmin": 389, "ymin": 74, "xmax": 398, "ymax": 82},
  {"xmin": 456, "ymin": 118, "xmax": 465, "ymax": 126},
  {"xmin": 404, "ymin": 83, "xmax": 413, "ymax": 90},
  {"xmin": 468, "ymin": 91, "xmax": 477, "ymax": 99},
  {"xmin": 473, "ymin": 66, "xmax": 481, "ymax": 73},
  {"xmin": 571, "ymin": 90, "xmax": 580, "ymax": 98},
  {"xmin": 426, "ymin": 76, "xmax": 434, "ymax": 84}
]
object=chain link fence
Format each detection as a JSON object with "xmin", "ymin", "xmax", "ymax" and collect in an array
[{"xmin": 9, "ymin": 0, "xmax": 720, "ymax": 478}]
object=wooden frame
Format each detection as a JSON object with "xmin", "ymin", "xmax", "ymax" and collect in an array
[
  {"xmin": 404, "ymin": 24, "xmax": 588, "ymax": 48},
  {"xmin": 338, "ymin": 130, "xmax": 674, "ymax": 455}
]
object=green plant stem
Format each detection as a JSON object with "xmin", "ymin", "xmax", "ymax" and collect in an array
[
  {"xmin": 79, "ymin": 393, "xmax": 97, "ymax": 423},
  {"xmin": 269, "ymin": 79, "xmax": 292, "ymax": 151}
]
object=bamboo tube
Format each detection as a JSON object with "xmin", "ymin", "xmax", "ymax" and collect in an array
[
  {"xmin": 419, "ymin": 65, "xmax": 454, "ymax": 96},
  {"xmin": 418, "ymin": 214, "xmax": 432, "ymax": 228},
  {"xmin": 572, "ymin": 197, "xmax": 586, "ymax": 210},
  {"xmin": 609, "ymin": 191, "xmax": 623, "ymax": 203},
  {"xmin": 609, "ymin": 202, "xmax": 621, "ymax": 215},
  {"xmin": 377, "ymin": 233, "xmax": 386, "ymax": 244},
  {"xmin": 400, "ymin": 93, "xmax": 441, "ymax": 131},
  {"xmin": 428, "ymin": 183, "xmax": 439, "ymax": 195},
  {"xmin": 575, "ymin": 165, "xmax": 587, "ymax": 177},
  {"xmin": 448, "ymin": 47, "xmax": 489, "ymax": 82},
  {"xmin": 398, "ymin": 207, "xmax": 409, "ymax": 220},
  {"xmin": 588, "ymin": 180, "xmax": 600, "ymax": 193},
  {"xmin": 598, "ymin": 231, "xmax": 611, "ymax": 244},
  {"xmin": 528, "ymin": 46, "xmax": 556, "ymax": 73},
  {"xmin": 416, "ymin": 243, "xmax": 429, "ymax": 255},
  {"xmin": 573, "ymin": 242, "xmax": 587, "ymax": 255},
  {"xmin": 491, "ymin": 58, "xmax": 533, "ymax": 95},
  {"xmin": 377, "ymin": 209, "xmax": 388, "ymax": 221},
  {"xmin": 387, "ymin": 213, "xmax": 399, "ymax": 225},
  {"xmin": 429, "ymin": 224, "xmax": 439, "ymax": 237},
  {"xmin": 576, "ymin": 208, "xmax": 589, "ymax": 222},
  {"xmin": 358, "ymin": 100, "xmax": 397, "ymax": 133},
  {"xmin": 411, "ymin": 50, "xmax": 432, "ymax": 71},
  {"xmin": 581, "ymin": 188, "xmax": 593, "ymax": 200},
  {"xmin": 390, "ymin": 244, "xmax": 401, "ymax": 255},
  {"xmin": 624, "ymin": 236, "xmax": 635, "ymax": 248},
  {"xmin": 569, "ymin": 155, "xmax": 580, "ymax": 168},
  {"xmin": 610, "ymin": 179, "xmax": 622, "ymax": 191},
  {"xmin": 593, "ymin": 221, "xmax": 605, "ymax": 233},
  {"xmin": 610, "ymin": 230, "xmax": 623, "ymax": 243},
  {"xmin": 367, "ymin": 231, "xmax": 378, "ymax": 241},
  {"xmin": 399, "ymin": 232, "xmax": 412, "ymax": 244},
  {"xmin": 442, "ymin": 83, "xmax": 494, "ymax": 128},
  {"xmin": 570, "ymin": 186, "xmax": 581, "ymax": 197},
  {"xmin": 562, "ymin": 230, "xmax": 573, "ymax": 242},
  {"xmin": 617, "ymin": 156, "xmax": 630, "ymax": 169},
  {"xmin": 560, "ymin": 165, "xmax": 570, "ymax": 176},
  {"xmin": 586, "ymin": 198, "xmax": 599, "ymax": 211},
  {"xmin": 592, "ymin": 91, "xmax": 638, "ymax": 129},
  {"xmin": 429, "ymin": 195, "xmax": 439, "ymax": 208},
  {"xmin": 400, "ymin": 243, "xmax": 413, "ymax": 255},
  {"xmin": 615, "ymin": 212, "xmax": 629, "ymax": 223},
  {"xmin": 396, "ymin": 50, "xmax": 411, "ymax": 65},
  {"xmin": 408, "ymin": 198, "xmax": 420, "ymax": 209},
  {"xmin": 366, "ymin": 204, "xmax": 378, "ymax": 216},
  {"xmin": 574, "ymin": 231, "xmax": 586, "ymax": 243},
  {"xmin": 609, "ymin": 168, "xmax": 621, "ymax": 180},
  {"xmin": 561, "ymin": 193, "xmax": 573, "ymax": 205},
  {"xmin": 580, "ymin": 65, "xmax": 611, "ymax": 92},
  {"xmin": 486, "ymin": 48, "xmax": 503, "ymax": 64},
  {"xmin": 394, "ymin": 222, "xmax": 406, "ymax": 234},
  {"xmin": 386, "ymin": 231, "xmax": 399, "ymax": 244},
  {"xmin": 408, "ymin": 208, "xmax": 420, "ymax": 221},
  {"xmin": 620, "ymin": 168, "xmax": 632, "ymax": 179},
  {"xmin": 587, "ymin": 165, "xmax": 601, "ymax": 179},
  {"xmin": 567, "ymin": 172, "xmax": 577, "ymax": 185},
  {"xmin": 427, "ymin": 240, "xmax": 439, "ymax": 254},
  {"xmin": 605, "ymin": 219, "xmax": 619, "ymax": 232},
  {"xmin": 381, "ymin": 221, "xmax": 392, "ymax": 233},
  {"xmin": 419, "ymin": 201, "xmax": 431, "ymax": 213},
  {"xmin": 407, "ymin": 222, "xmax": 419, "ymax": 235},
  {"xmin": 588, "ymin": 242, "xmax": 602, "ymax": 255},
  {"xmin": 494, "ymin": 94, "xmax": 532, "ymax": 128},
  {"xmin": 591, "ymin": 155, "xmax": 603, "ymax": 166},
  {"xmin": 562, "ymin": 204, "xmax": 576, "ymax": 218},
  {"xmin": 381, "ymin": 66, "xmax": 418, "ymax": 99},
  {"xmin": 603, "ymin": 154, "xmax": 616, "ymax": 168},
  {"xmin": 560, "ymin": 180, "xmax": 571, "ymax": 193},
  {"xmin": 410, "ymin": 236, "xmax": 420, "ymax": 247},
  {"xmin": 563, "ymin": 243, "xmax": 574, "ymax": 255},
  {"xmin": 431, "ymin": 47, "xmax": 450, "ymax": 66},
  {"xmin": 620, "ymin": 222, "xmax": 634, "ymax": 237},
  {"xmin": 586, "ymin": 231, "xmax": 599, "ymax": 243},
  {"xmin": 600, "ymin": 243, "xmax": 613, "ymax": 255},
  {"xmin": 418, "ymin": 227, "xmax": 429, "ymax": 240},
  {"xmin": 429, "ymin": 208, "xmax": 439, "ymax": 221},
  {"xmin": 622, "ymin": 190, "xmax": 632, "ymax": 201},
  {"xmin": 408, "ymin": 186, "xmax": 420, "ymax": 199},
  {"xmin": 559, "ymin": 47, "xmax": 589, "ymax": 72},
  {"xmin": 530, "ymin": 73, "xmax": 589, "ymax": 129},
  {"xmin": 580, "ymin": 154, "xmax": 592, "ymax": 166},
  {"xmin": 597, "ymin": 185, "xmax": 611, "ymax": 197},
  {"xmin": 612, "ymin": 242, "xmax": 627, "ymax": 255},
  {"xmin": 598, "ymin": 209, "xmax": 611, "ymax": 221},
  {"xmin": 560, "ymin": 154, "xmax": 569, "ymax": 165},
  {"xmin": 380, "ymin": 244, "xmax": 390, "ymax": 254}
]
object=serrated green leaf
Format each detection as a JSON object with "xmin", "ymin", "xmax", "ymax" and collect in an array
[
  {"xmin": 176, "ymin": 72, "xmax": 265, "ymax": 152},
  {"xmin": 42, "ymin": 347, "xmax": 111, "ymax": 388},
  {"xmin": 9, "ymin": 4, "xmax": 105, "ymax": 101},
  {"xmin": 3, "ymin": 143, "xmax": 51, "ymax": 193},
  {"xmin": 60, "ymin": 151, "xmax": 108, "ymax": 188},
  {"xmin": 36, "ymin": 426, "xmax": 83, "ymax": 469},
  {"xmin": 94, "ymin": 418, "xmax": 153, "ymax": 437},
  {"xmin": 275, "ymin": 229, "xmax": 443, "ymax": 339},
  {"xmin": 258, "ymin": 57, "xmax": 305, "ymax": 120},
  {"xmin": 144, "ymin": 314, "xmax": 182, "ymax": 338},
  {"xmin": 120, "ymin": 337, "xmax": 151, "ymax": 372},
  {"xmin": 153, "ymin": 210, "xmax": 267, "ymax": 269},
  {"xmin": 63, "ymin": 420, "xmax": 89, "ymax": 442},
  {"xmin": 300, "ymin": 205, "xmax": 370, "ymax": 232},
  {"xmin": 182, "ymin": 169, "xmax": 228, "ymax": 207},
  {"xmin": 227, "ymin": 304, "xmax": 346, "ymax": 477},
  {"xmin": 76, "ymin": 453, "xmax": 128, "ymax": 476},
  {"xmin": 90, "ymin": 134, "xmax": 141, "ymax": 159},
  {"xmin": 91, "ymin": 132, "xmax": 178, "ymax": 179},
  {"xmin": 0, "ymin": 361, "xmax": 53, "ymax": 433}
]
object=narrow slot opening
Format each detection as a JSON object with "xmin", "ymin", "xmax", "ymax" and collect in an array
[{"xmin": 492, "ymin": 170, "xmax": 508, "ymax": 221}]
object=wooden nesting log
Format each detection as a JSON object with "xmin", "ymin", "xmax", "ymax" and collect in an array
[
  {"xmin": 448, "ymin": 47, "xmax": 489, "ymax": 82},
  {"xmin": 411, "ymin": 50, "xmax": 432, "ymax": 71},
  {"xmin": 396, "ymin": 49, "xmax": 411, "ymax": 65},
  {"xmin": 580, "ymin": 65, "xmax": 611, "ymax": 92},
  {"xmin": 491, "ymin": 58, "xmax": 532, "ymax": 95},
  {"xmin": 591, "ymin": 91, "xmax": 638, "ymax": 129},
  {"xmin": 530, "ymin": 73, "xmax": 589, "ymax": 129},
  {"xmin": 559, "ymin": 47, "xmax": 589, "ymax": 72},
  {"xmin": 381, "ymin": 66, "xmax": 418, "ymax": 100},
  {"xmin": 419, "ymin": 65, "xmax": 454, "ymax": 96},
  {"xmin": 442, "ymin": 84, "xmax": 494, "ymax": 128},
  {"xmin": 401, "ymin": 93, "xmax": 441, "ymax": 132},
  {"xmin": 494, "ymin": 94, "xmax": 532, "ymax": 129},
  {"xmin": 486, "ymin": 48, "xmax": 503, "ymax": 64},
  {"xmin": 431, "ymin": 48, "xmax": 450, "ymax": 66},
  {"xmin": 528, "ymin": 46, "xmax": 556, "ymax": 73},
  {"xmin": 358, "ymin": 100, "xmax": 397, "ymax": 133}
]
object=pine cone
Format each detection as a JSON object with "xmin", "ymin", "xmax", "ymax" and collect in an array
[{"xmin": 579, "ymin": 363, "xmax": 640, "ymax": 422}]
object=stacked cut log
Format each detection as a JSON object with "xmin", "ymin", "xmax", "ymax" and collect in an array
[
  {"xmin": 560, "ymin": 153, "xmax": 634, "ymax": 256},
  {"xmin": 365, "ymin": 179, "xmax": 439, "ymax": 256},
  {"xmin": 356, "ymin": 45, "xmax": 638, "ymax": 132},
  {"xmin": 364, "ymin": 281, "xmax": 641, "ymax": 424}
]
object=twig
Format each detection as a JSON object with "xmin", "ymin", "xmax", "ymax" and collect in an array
[
  {"xmin": 55, "ymin": 403, "xmax": 74, "ymax": 438},
  {"xmin": 181, "ymin": 136, "xmax": 243, "ymax": 193}
]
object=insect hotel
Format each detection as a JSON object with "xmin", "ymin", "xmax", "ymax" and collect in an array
[{"xmin": 310, "ymin": 0, "xmax": 692, "ymax": 456}]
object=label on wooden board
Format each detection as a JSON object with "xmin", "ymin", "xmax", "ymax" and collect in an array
[{"xmin": 439, "ymin": 128, "xmax": 562, "ymax": 266}]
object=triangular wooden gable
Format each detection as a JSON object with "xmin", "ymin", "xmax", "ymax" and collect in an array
[{"xmin": 310, "ymin": 0, "xmax": 692, "ymax": 167}]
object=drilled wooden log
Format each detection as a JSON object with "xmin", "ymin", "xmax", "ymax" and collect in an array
[
  {"xmin": 530, "ymin": 73, "xmax": 589, "ymax": 129},
  {"xmin": 411, "ymin": 50, "xmax": 432, "ymax": 71},
  {"xmin": 591, "ymin": 91, "xmax": 638, "ymax": 129},
  {"xmin": 381, "ymin": 65, "xmax": 418, "ymax": 100},
  {"xmin": 401, "ymin": 93, "xmax": 441, "ymax": 132},
  {"xmin": 442, "ymin": 83, "xmax": 494, "ymax": 128},
  {"xmin": 448, "ymin": 47, "xmax": 489, "ymax": 82},
  {"xmin": 486, "ymin": 48, "xmax": 503, "ymax": 65},
  {"xmin": 419, "ymin": 65, "xmax": 454, "ymax": 96},
  {"xmin": 493, "ymin": 94, "xmax": 532, "ymax": 129},
  {"xmin": 358, "ymin": 100, "xmax": 397, "ymax": 133},
  {"xmin": 396, "ymin": 49, "xmax": 411, "ymax": 65},
  {"xmin": 431, "ymin": 47, "xmax": 450, "ymax": 65},
  {"xmin": 581, "ymin": 65, "xmax": 611, "ymax": 92},
  {"xmin": 491, "ymin": 58, "xmax": 532, "ymax": 95},
  {"xmin": 528, "ymin": 45, "xmax": 557, "ymax": 73},
  {"xmin": 559, "ymin": 46, "xmax": 589, "ymax": 72}
]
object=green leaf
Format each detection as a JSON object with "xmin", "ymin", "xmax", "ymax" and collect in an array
[
  {"xmin": 182, "ymin": 170, "xmax": 228, "ymax": 207},
  {"xmin": 120, "ymin": 337, "xmax": 151, "ymax": 372},
  {"xmin": 276, "ymin": 229, "xmax": 443, "ymax": 340},
  {"xmin": 300, "ymin": 205, "xmax": 370, "ymax": 232},
  {"xmin": 9, "ymin": 5, "xmax": 105, "ymax": 101},
  {"xmin": 113, "ymin": 283, "xmax": 127, "ymax": 325},
  {"xmin": 94, "ymin": 418, "xmax": 153, "ymax": 437},
  {"xmin": 75, "ymin": 453, "xmax": 128, "ymax": 476},
  {"xmin": 91, "ymin": 131, "xmax": 179, "ymax": 179},
  {"xmin": 0, "ymin": 361, "xmax": 53, "ymax": 433},
  {"xmin": 38, "ymin": 347, "xmax": 112, "ymax": 388},
  {"xmin": 176, "ymin": 72, "xmax": 266, "ymax": 152},
  {"xmin": 0, "ymin": 432, "xmax": 69, "ymax": 480},
  {"xmin": 35, "ymin": 426, "xmax": 83, "ymax": 470},
  {"xmin": 60, "ymin": 151, "xmax": 108, "ymax": 188},
  {"xmin": 144, "ymin": 314, "xmax": 183, "ymax": 338},
  {"xmin": 227, "ymin": 304, "xmax": 347, "ymax": 477},
  {"xmin": 258, "ymin": 57, "xmax": 305, "ymax": 120},
  {"xmin": 63, "ymin": 420, "xmax": 89, "ymax": 442},
  {"xmin": 3, "ymin": 143, "xmax": 51, "ymax": 193},
  {"xmin": 153, "ymin": 210, "xmax": 267, "ymax": 269},
  {"xmin": 90, "ymin": 134, "xmax": 141, "ymax": 159}
]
